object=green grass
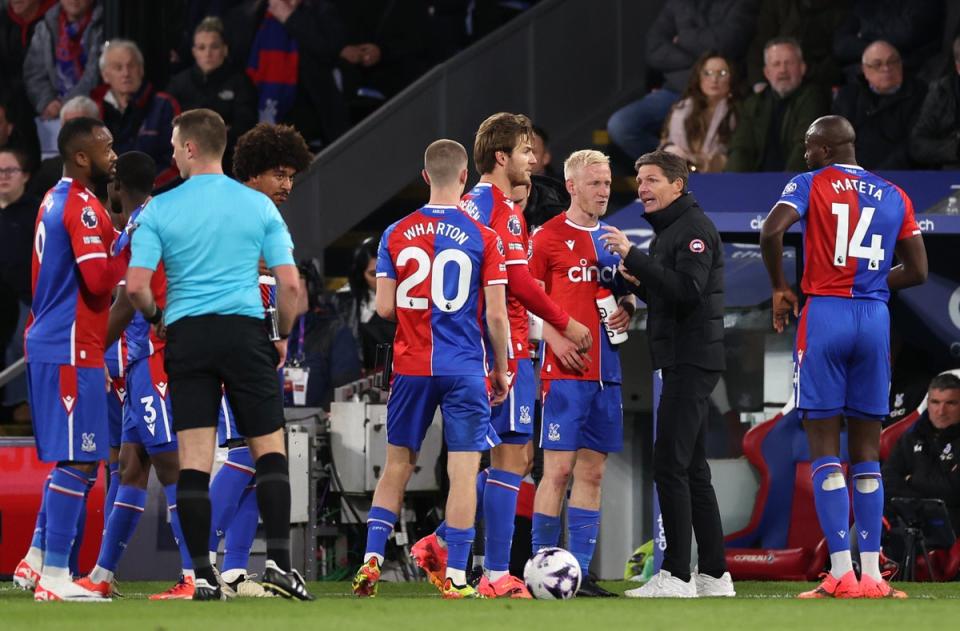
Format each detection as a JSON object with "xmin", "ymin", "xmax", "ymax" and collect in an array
[{"xmin": 2, "ymin": 580, "xmax": 959, "ymax": 630}]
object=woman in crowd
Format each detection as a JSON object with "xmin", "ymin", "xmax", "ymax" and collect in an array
[{"xmin": 659, "ymin": 52, "xmax": 739, "ymax": 173}]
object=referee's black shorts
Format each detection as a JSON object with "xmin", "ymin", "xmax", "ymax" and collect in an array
[{"xmin": 165, "ymin": 314, "xmax": 284, "ymax": 438}]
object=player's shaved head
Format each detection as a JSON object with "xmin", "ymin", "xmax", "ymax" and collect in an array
[
  {"xmin": 57, "ymin": 116, "xmax": 106, "ymax": 161},
  {"xmin": 803, "ymin": 115, "xmax": 857, "ymax": 169},
  {"xmin": 424, "ymin": 139, "xmax": 468, "ymax": 187}
]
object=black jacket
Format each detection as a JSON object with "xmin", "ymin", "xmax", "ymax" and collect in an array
[
  {"xmin": 909, "ymin": 74, "xmax": 960, "ymax": 169},
  {"xmin": 831, "ymin": 74, "xmax": 926, "ymax": 170},
  {"xmin": 166, "ymin": 65, "xmax": 258, "ymax": 140},
  {"xmin": 623, "ymin": 193, "xmax": 725, "ymax": 371},
  {"xmin": 0, "ymin": 193, "xmax": 40, "ymax": 304},
  {"xmin": 882, "ymin": 415, "xmax": 960, "ymax": 533}
]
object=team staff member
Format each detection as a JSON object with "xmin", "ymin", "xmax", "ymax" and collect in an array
[
  {"xmin": 125, "ymin": 108, "xmax": 311, "ymax": 601},
  {"xmin": 601, "ymin": 150, "xmax": 733, "ymax": 598}
]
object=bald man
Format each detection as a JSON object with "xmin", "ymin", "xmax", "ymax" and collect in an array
[
  {"xmin": 760, "ymin": 115, "xmax": 927, "ymax": 599},
  {"xmin": 832, "ymin": 41, "xmax": 925, "ymax": 170}
]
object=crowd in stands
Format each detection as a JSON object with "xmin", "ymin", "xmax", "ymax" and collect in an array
[{"xmin": 607, "ymin": 0, "xmax": 960, "ymax": 173}]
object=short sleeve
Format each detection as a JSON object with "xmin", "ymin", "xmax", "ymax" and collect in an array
[
  {"xmin": 129, "ymin": 204, "xmax": 163, "ymax": 271},
  {"xmin": 376, "ymin": 227, "xmax": 396, "ymax": 280},
  {"xmin": 261, "ymin": 201, "xmax": 295, "ymax": 268},
  {"xmin": 481, "ymin": 228, "xmax": 508, "ymax": 287},
  {"xmin": 896, "ymin": 189, "xmax": 922, "ymax": 241},
  {"xmin": 527, "ymin": 226, "xmax": 549, "ymax": 281},
  {"xmin": 775, "ymin": 172, "xmax": 813, "ymax": 217},
  {"xmin": 490, "ymin": 206, "xmax": 528, "ymax": 266},
  {"xmin": 63, "ymin": 197, "xmax": 110, "ymax": 264}
]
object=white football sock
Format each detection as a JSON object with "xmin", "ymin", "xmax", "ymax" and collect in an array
[{"xmin": 830, "ymin": 551, "xmax": 853, "ymax": 578}]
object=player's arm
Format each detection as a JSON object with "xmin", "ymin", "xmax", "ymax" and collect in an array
[
  {"xmin": 271, "ymin": 263, "xmax": 302, "ymax": 368},
  {"xmin": 506, "ymin": 263, "xmax": 591, "ymax": 351},
  {"xmin": 760, "ymin": 203, "xmax": 802, "ymax": 333},
  {"xmin": 376, "ymin": 277, "xmax": 397, "ymax": 322},
  {"xmin": 542, "ymin": 321, "xmax": 589, "ymax": 373},
  {"xmin": 483, "ymin": 284, "xmax": 510, "ymax": 406},
  {"xmin": 887, "ymin": 235, "xmax": 927, "ymax": 291},
  {"xmin": 126, "ymin": 211, "xmax": 164, "ymax": 334},
  {"xmin": 105, "ymin": 285, "xmax": 136, "ymax": 347},
  {"xmin": 65, "ymin": 204, "xmax": 130, "ymax": 296},
  {"xmin": 607, "ymin": 293, "xmax": 637, "ymax": 333}
]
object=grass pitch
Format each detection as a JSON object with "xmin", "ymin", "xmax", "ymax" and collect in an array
[{"xmin": 2, "ymin": 580, "xmax": 958, "ymax": 631}]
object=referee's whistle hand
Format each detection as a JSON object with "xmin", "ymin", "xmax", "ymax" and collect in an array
[{"xmin": 274, "ymin": 339, "xmax": 288, "ymax": 369}]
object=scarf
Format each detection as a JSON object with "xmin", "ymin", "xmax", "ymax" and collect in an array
[
  {"xmin": 54, "ymin": 7, "xmax": 92, "ymax": 98},
  {"xmin": 246, "ymin": 11, "xmax": 298, "ymax": 123}
]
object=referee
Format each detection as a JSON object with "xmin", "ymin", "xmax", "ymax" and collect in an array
[{"xmin": 125, "ymin": 109, "xmax": 312, "ymax": 601}]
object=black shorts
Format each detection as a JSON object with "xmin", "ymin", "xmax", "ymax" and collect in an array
[{"xmin": 165, "ymin": 315, "xmax": 284, "ymax": 438}]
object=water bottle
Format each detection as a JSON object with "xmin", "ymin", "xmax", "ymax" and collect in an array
[
  {"xmin": 266, "ymin": 305, "xmax": 280, "ymax": 341},
  {"xmin": 596, "ymin": 287, "xmax": 628, "ymax": 345}
]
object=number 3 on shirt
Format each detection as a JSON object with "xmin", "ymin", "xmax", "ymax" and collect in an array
[
  {"xmin": 831, "ymin": 202, "xmax": 884, "ymax": 270},
  {"xmin": 395, "ymin": 246, "xmax": 473, "ymax": 312}
]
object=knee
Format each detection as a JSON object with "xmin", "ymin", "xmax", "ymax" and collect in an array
[
  {"xmin": 383, "ymin": 460, "xmax": 415, "ymax": 484},
  {"xmin": 542, "ymin": 462, "xmax": 573, "ymax": 490},
  {"xmin": 574, "ymin": 464, "xmax": 604, "ymax": 490}
]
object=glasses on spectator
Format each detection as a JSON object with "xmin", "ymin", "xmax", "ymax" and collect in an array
[
  {"xmin": 701, "ymin": 69, "xmax": 730, "ymax": 78},
  {"xmin": 864, "ymin": 57, "xmax": 901, "ymax": 70},
  {"xmin": 0, "ymin": 167, "xmax": 24, "ymax": 177}
]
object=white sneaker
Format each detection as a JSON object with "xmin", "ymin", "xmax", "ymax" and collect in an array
[
  {"xmin": 624, "ymin": 570, "xmax": 697, "ymax": 598},
  {"xmin": 34, "ymin": 577, "xmax": 112, "ymax": 602},
  {"xmin": 695, "ymin": 571, "xmax": 736, "ymax": 597}
]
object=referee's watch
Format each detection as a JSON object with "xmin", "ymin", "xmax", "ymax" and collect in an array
[{"xmin": 145, "ymin": 305, "xmax": 164, "ymax": 325}]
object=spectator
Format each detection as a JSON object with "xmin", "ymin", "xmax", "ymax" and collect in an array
[
  {"xmin": 334, "ymin": 236, "xmax": 395, "ymax": 371},
  {"xmin": 0, "ymin": 0, "xmax": 56, "ymax": 95},
  {"xmin": 22, "ymin": 0, "xmax": 104, "ymax": 120},
  {"xmin": 832, "ymin": 41, "xmax": 925, "ymax": 171},
  {"xmin": 660, "ymin": 51, "xmax": 739, "ymax": 173},
  {"xmin": 27, "ymin": 93, "xmax": 97, "ymax": 198},
  {"xmin": 531, "ymin": 124, "xmax": 559, "ymax": 180},
  {"xmin": 166, "ymin": 16, "xmax": 257, "ymax": 175},
  {"xmin": 0, "ymin": 93, "xmax": 41, "ymax": 172},
  {"xmin": 745, "ymin": 0, "xmax": 850, "ymax": 93},
  {"xmin": 882, "ymin": 373, "xmax": 960, "ymax": 534},
  {"xmin": 224, "ymin": 0, "xmax": 350, "ymax": 150},
  {"xmin": 726, "ymin": 37, "xmax": 828, "ymax": 172},
  {"xmin": 909, "ymin": 36, "xmax": 960, "ymax": 170},
  {"xmin": 333, "ymin": 0, "xmax": 431, "ymax": 121},
  {"xmin": 606, "ymin": 0, "xmax": 756, "ymax": 161},
  {"xmin": 0, "ymin": 147, "xmax": 38, "ymax": 418},
  {"xmin": 834, "ymin": 0, "xmax": 944, "ymax": 83},
  {"xmin": 92, "ymin": 39, "xmax": 180, "ymax": 190}
]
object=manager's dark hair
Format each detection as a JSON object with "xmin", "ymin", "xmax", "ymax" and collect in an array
[
  {"xmin": 929, "ymin": 373, "xmax": 960, "ymax": 392},
  {"xmin": 232, "ymin": 123, "xmax": 312, "ymax": 182},
  {"xmin": 635, "ymin": 150, "xmax": 689, "ymax": 192},
  {"xmin": 58, "ymin": 116, "xmax": 106, "ymax": 160},
  {"xmin": 115, "ymin": 151, "xmax": 156, "ymax": 195}
]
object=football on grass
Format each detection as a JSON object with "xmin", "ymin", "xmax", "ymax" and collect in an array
[{"xmin": 523, "ymin": 547, "xmax": 582, "ymax": 599}]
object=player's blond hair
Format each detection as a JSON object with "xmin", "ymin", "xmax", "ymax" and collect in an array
[
  {"xmin": 424, "ymin": 139, "xmax": 468, "ymax": 187},
  {"xmin": 563, "ymin": 149, "xmax": 610, "ymax": 181}
]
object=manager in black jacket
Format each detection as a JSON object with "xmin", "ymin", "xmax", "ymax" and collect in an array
[{"xmin": 601, "ymin": 150, "xmax": 732, "ymax": 598}]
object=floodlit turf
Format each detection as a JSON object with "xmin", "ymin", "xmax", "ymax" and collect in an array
[{"xmin": 2, "ymin": 580, "xmax": 959, "ymax": 630}]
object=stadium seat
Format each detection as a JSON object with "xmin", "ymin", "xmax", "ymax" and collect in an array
[{"xmin": 723, "ymin": 396, "xmax": 849, "ymax": 581}]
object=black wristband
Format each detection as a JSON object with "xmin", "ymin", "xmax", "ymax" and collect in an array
[{"xmin": 145, "ymin": 305, "xmax": 163, "ymax": 325}]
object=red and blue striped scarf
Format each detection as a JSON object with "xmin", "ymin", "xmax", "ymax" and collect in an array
[
  {"xmin": 246, "ymin": 11, "xmax": 299, "ymax": 123},
  {"xmin": 54, "ymin": 7, "xmax": 92, "ymax": 98}
]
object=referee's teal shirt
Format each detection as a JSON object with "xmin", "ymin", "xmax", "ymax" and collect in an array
[{"xmin": 129, "ymin": 174, "xmax": 295, "ymax": 325}]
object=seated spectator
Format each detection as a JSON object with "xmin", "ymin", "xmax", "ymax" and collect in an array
[
  {"xmin": 531, "ymin": 124, "xmax": 559, "ymax": 180},
  {"xmin": 834, "ymin": 0, "xmax": 944, "ymax": 84},
  {"xmin": 909, "ymin": 36, "xmax": 960, "ymax": 170},
  {"xmin": 882, "ymin": 373, "xmax": 960, "ymax": 535},
  {"xmin": 0, "ymin": 147, "xmax": 38, "ymax": 418},
  {"xmin": 166, "ymin": 16, "xmax": 257, "ymax": 175},
  {"xmin": 660, "ymin": 51, "xmax": 739, "ymax": 173},
  {"xmin": 22, "ymin": 0, "xmax": 104, "ymax": 121},
  {"xmin": 745, "ymin": 0, "xmax": 850, "ymax": 94},
  {"xmin": 606, "ymin": 0, "xmax": 755, "ymax": 161},
  {"xmin": 0, "ymin": 0, "xmax": 56, "ymax": 95},
  {"xmin": 0, "ymin": 92, "xmax": 41, "ymax": 173},
  {"xmin": 333, "ymin": 0, "xmax": 430, "ymax": 121},
  {"xmin": 92, "ymin": 39, "xmax": 180, "ymax": 190},
  {"xmin": 334, "ymin": 236, "xmax": 395, "ymax": 371},
  {"xmin": 27, "ymin": 93, "xmax": 97, "ymax": 197},
  {"xmin": 832, "ymin": 40, "xmax": 926, "ymax": 171},
  {"xmin": 726, "ymin": 37, "xmax": 828, "ymax": 172},
  {"xmin": 225, "ymin": 0, "xmax": 350, "ymax": 151}
]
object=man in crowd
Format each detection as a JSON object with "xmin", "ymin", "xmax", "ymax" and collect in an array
[{"xmin": 760, "ymin": 115, "xmax": 927, "ymax": 598}]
